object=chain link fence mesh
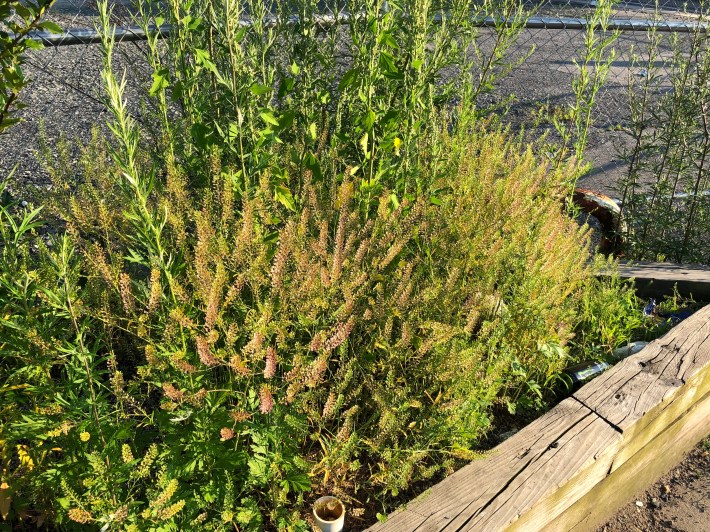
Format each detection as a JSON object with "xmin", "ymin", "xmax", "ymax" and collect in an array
[{"xmin": 0, "ymin": 1, "xmax": 705, "ymax": 195}]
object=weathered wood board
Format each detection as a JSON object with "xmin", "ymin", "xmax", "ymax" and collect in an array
[
  {"xmin": 614, "ymin": 261, "xmax": 710, "ymax": 300},
  {"xmin": 368, "ymin": 304, "xmax": 710, "ymax": 532}
]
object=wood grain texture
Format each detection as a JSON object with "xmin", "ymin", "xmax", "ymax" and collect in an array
[
  {"xmin": 368, "ymin": 305, "xmax": 710, "ymax": 532},
  {"xmin": 614, "ymin": 261, "xmax": 710, "ymax": 299},
  {"xmin": 551, "ymin": 390, "xmax": 710, "ymax": 532}
]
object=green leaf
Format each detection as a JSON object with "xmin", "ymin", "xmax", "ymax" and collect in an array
[
  {"xmin": 194, "ymin": 48, "xmax": 211, "ymax": 64},
  {"xmin": 190, "ymin": 122, "xmax": 215, "ymax": 149},
  {"xmin": 263, "ymin": 230, "xmax": 279, "ymax": 244},
  {"xmin": 250, "ymin": 83, "xmax": 272, "ymax": 96},
  {"xmin": 338, "ymin": 68, "xmax": 358, "ymax": 91},
  {"xmin": 39, "ymin": 21, "xmax": 63, "ymax": 34},
  {"xmin": 24, "ymin": 39, "xmax": 44, "ymax": 50},
  {"xmin": 277, "ymin": 77, "xmax": 294, "ymax": 98},
  {"xmin": 260, "ymin": 111, "xmax": 279, "ymax": 127},
  {"xmin": 274, "ymin": 185, "xmax": 296, "ymax": 212},
  {"xmin": 149, "ymin": 68, "xmax": 169, "ymax": 96},
  {"xmin": 281, "ymin": 471, "xmax": 311, "ymax": 493},
  {"xmin": 359, "ymin": 132, "xmax": 369, "ymax": 155},
  {"xmin": 278, "ymin": 110, "xmax": 295, "ymax": 130},
  {"xmin": 303, "ymin": 151, "xmax": 322, "ymax": 181},
  {"xmin": 363, "ymin": 109, "xmax": 376, "ymax": 131}
]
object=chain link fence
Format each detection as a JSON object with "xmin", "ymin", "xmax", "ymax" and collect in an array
[{"xmin": 0, "ymin": 0, "xmax": 705, "ymax": 195}]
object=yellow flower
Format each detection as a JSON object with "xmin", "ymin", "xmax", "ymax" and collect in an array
[
  {"xmin": 393, "ymin": 137, "xmax": 402, "ymax": 155},
  {"xmin": 79, "ymin": 431, "xmax": 90, "ymax": 442}
]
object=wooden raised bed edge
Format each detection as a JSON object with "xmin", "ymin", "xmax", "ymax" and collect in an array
[
  {"xmin": 613, "ymin": 261, "xmax": 710, "ymax": 300},
  {"xmin": 368, "ymin": 304, "xmax": 710, "ymax": 532}
]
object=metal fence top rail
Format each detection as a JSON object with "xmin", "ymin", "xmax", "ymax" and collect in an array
[{"xmin": 23, "ymin": 15, "xmax": 709, "ymax": 47}]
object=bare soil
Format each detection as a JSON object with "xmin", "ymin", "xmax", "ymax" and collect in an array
[{"xmin": 599, "ymin": 437, "xmax": 710, "ymax": 532}]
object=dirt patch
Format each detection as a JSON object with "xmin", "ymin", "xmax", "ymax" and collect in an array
[{"xmin": 599, "ymin": 437, "xmax": 710, "ymax": 532}]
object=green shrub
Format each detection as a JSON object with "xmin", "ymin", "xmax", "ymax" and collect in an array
[
  {"xmin": 571, "ymin": 259, "xmax": 647, "ymax": 358},
  {"xmin": 619, "ymin": 11, "xmax": 710, "ymax": 263},
  {"xmin": 0, "ymin": 1, "xmax": 640, "ymax": 529},
  {"xmin": 2, "ymin": 113, "xmax": 605, "ymax": 528},
  {"xmin": 1, "ymin": 0, "xmax": 60, "ymax": 134},
  {"xmin": 128, "ymin": 0, "xmax": 532, "ymax": 197}
]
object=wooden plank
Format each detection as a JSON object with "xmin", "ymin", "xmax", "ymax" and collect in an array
[
  {"xmin": 549, "ymin": 389, "xmax": 710, "ymax": 531},
  {"xmin": 573, "ymin": 304, "xmax": 710, "ymax": 472},
  {"xmin": 615, "ymin": 261, "xmax": 710, "ymax": 299},
  {"xmin": 508, "ymin": 306, "xmax": 710, "ymax": 531},
  {"xmin": 368, "ymin": 304, "xmax": 710, "ymax": 532}
]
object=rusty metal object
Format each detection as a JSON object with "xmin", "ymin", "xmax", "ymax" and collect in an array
[{"xmin": 572, "ymin": 188, "xmax": 623, "ymax": 254}]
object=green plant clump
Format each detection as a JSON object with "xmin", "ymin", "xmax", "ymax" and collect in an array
[
  {"xmin": 0, "ymin": 0, "xmax": 640, "ymax": 529},
  {"xmin": 619, "ymin": 1, "xmax": 710, "ymax": 263}
]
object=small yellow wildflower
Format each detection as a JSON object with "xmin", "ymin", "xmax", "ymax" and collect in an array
[
  {"xmin": 393, "ymin": 137, "xmax": 403, "ymax": 155},
  {"xmin": 79, "ymin": 431, "xmax": 90, "ymax": 442}
]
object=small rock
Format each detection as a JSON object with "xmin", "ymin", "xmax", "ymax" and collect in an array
[
  {"xmin": 20, "ymin": 200, "xmax": 28, "ymax": 207},
  {"xmin": 650, "ymin": 497, "xmax": 660, "ymax": 508},
  {"xmin": 663, "ymin": 484, "xmax": 671, "ymax": 494},
  {"xmin": 636, "ymin": 500, "xmax": 644, "ymax": 508}
]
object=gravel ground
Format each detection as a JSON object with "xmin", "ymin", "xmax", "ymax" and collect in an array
[{"xmin": 598, "ymin": 437, "xmax": 710, "ymax": 532}]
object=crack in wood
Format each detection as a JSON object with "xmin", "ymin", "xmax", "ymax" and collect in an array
[
  {"xmin": 571, "ymin": 395, "xmax": 623, "ymax": 434},
  {"xmin": 448, "ymin": 410, "xmax": 598, "ymax": 531}
]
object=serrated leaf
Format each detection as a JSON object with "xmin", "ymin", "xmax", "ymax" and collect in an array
[
  {"xmin": 274, "ymin": 185, "xmax": 296, "ymax": 212},
  {"xmin": 149, "ymin": 68, "xmax": 169, "ymax": 96}
]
